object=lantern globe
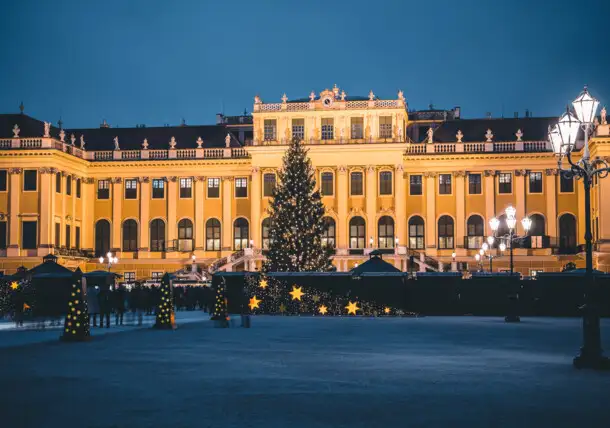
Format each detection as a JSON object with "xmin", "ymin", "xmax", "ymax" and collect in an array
[
  {"xmin": 572, "ymin": 86, "xmax": 600, "ymax": 125},
  {"xmin": 548, "ymin": 125, "xmax": 563, "ymax": 156},
  {"xmin": 489, "ymin": 217, "xmax": 500, "ymax": 232},
  {"xmin": 521, "ymin": 217, "xmax": 532, "ymax": 232},
  {"xmin": 558, "ymin": 109, "xmax": 581, "ymax": 152},
  {"xmin": 505, "ymin": 205, "xmax": 517, "ymax": 219}
]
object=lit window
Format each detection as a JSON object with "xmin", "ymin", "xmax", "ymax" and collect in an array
[
  {"xmin": 125, "ymin": 179, "xmax": 137, "ymax": 199},
  {"xmin": 529, "ymin": 172, "xmax": 543, "ymax": 193},
  {"xmin": 292, "ymin": 119, "xmax": 304, "ymax": 141},
  {"xmin": 180, "ymin": 178, "xmax": 193, "ymax": 198},
  {"xmin": 263, "ymin": 174, "xmax": 276, "ymax": 197},
  {"xmin": 499, "ymin": 173, "xmax": 512, "ymax": 194},
  {"xmin": 439, "ymin": 174, "xmax": 452, "ymax": 195},
  {"xmin": 97, "ymin": 180, "xmax": 110, "ymax": 199},
  {"xmin": 264, "ymin": 119, "xmax": 276, "ymax": 141},
  {"xmin": 379, "ymin": 171, "xmax": 392, "ymax": 195},
  {"xmin": 350, "ymin": 117, "xmax": 363, "ymax": 139},
  {"xmin": 410, "ymin": 175, "xmax": 422, "ymax": 195},
  {"xmin": 379, "ymin": 116, "xmax": 392, "ymax": 139},
  {"xmin": 152, "ymin": 179, "xmax": 165, "ymax": 199},
  {"xmin": 321, "ymin": 118, "xmax": 334, "ymax": 140},
  {"xmin": 468, "ymin": 174, "xmax": 482, "ymax": 194},
  {"xmin": 207, "ymin": 178, "xmax": 220, "ymax": 198},
  {"xmin": 235, "ymin": 177, "xmax": 248, "ymax": 198}
]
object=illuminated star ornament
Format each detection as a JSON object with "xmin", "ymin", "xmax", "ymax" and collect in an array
[
  {"xmin": 312, "ymin": 295, "xmax": 320, "ymax": 303},
  {"xmin": 318, "ymin": 305, "xmax": 328, "ymax": 315},
  {"xmin": 10, "ymin": 281, "xmax": 19, "ymax": 290},
  {"xmin": 345, "ymin": 301, "xmax": 360, "ymax": 315},
  {"xmin": 289, "ymin": 285, "xmax": 304, "ymax": 301},
  {"xmin": 279, "ymin": 303, "xmax": 287, "ymax": 313},
  {"xmin": 384, "ymin": 307, "xmax": 391, "ymax": 314},
  {"xmin": 249, "ymin": 296, "xmax": 261, "ymax": 310},
  {"xmin": 259, "ymin": 279, "xmax": 268, "ymax": 289}
]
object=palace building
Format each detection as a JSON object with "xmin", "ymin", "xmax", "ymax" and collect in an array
[{"xmin": 1, "ymin": 85, "xmax": 610, "ymax": 279}]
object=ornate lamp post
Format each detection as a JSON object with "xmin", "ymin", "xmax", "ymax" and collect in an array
[
  {"xmin": 489, "ymin": 206, "xmax": 531, "ymax": 275},
  {"xmin": 474, "ymin": 253, "xmax": 483, "ymax": 272},
  {"xmin": 549, "ymin": 86, "xmax": 610, "ymax": 370},
  {"xmin": 98, "ymin": 252, "xmax": 119, "ymax": 272}
]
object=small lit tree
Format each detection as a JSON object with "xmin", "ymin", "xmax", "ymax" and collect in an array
[
  {"xmin": 60, "ymin": 268, "xmax": 90, "ymax": 342},
  {"xmin": 153, "ymin": 273, "xmax": 176, "ymax": 330}
]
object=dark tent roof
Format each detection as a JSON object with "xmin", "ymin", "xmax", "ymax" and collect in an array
[
  {"xmin": 27, "ymin": 255, "xmax": 74, "ymax": 279},
  {"xmin": 83, "ymin": 270, "xmax": 122, "ymax": 278},
  {"xmin": 350, "ymin": 252, "xmax": 401, "ymax": 275}
]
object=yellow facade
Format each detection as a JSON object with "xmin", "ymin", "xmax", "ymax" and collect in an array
[{"xmin": 1, "ymin": 87, "xmax": 610, "ymax": 279}]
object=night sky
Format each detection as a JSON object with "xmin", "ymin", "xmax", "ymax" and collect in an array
[{"xmin": 0, "ymin": 0, "xmax": 607, "ymax": 128}]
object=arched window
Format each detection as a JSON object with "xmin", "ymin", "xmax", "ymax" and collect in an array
[
  {"xmin": 529, "ymin": 214, "xmax": 546, "ymax": 249},
  {"xmin": 322, "ymin": 217, "xmax": 336, "ymax": 248},
  {"xmin": 262, "ymin": 218, "xmax": 271, "ymax": 250},
  {"xmin": 150, "ymin": 219, "xmax": 165, "ymax": 252},
  {"xmin": 234, "ymin": 218, "xmax": 249, "ymax": 250},
  {"xmin": 178, "ymin": 219, "xmax": 193, "ymax": 239},
  {"xmin": 467, "ymin": 215, "xmax": 484, "ymax": 249},
  {"xmin": 408, "ymin": 216, "xmax": 425, "ymax": 249},
  {"xmin": 95, "ymin": 219, "xmax": 110, "ymax": 257},
  {"xmin": 438, "ymin": 215, "xmax": 454, "ymax": 249},
  {"xmin": 559, "ymin": 214, "xmax": 577, "ymax": 251},
  {"xmin": 378, "ymin": 216, "xmax": 394, "ymax": 248},
  {"xmin": 349, "ymin": 217, "xmax": 365, "ymax": 249},
  {"xmin": 122, "ymin": 220, "xmax": 138, "ymax": 252},
  {"xmin": 206, "ymin": 219, "xmax": 221, "ymax": 251}
]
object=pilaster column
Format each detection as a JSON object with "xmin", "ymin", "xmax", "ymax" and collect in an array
[
  {"xmin": 38, "ymin": 168, "xmax": 52, "ymax": 255},
  {"xmin": 455, "ymin": 172, "xmax": 466, "ymax": 248},
  {"xmin": 425, "ymin": 173, "xmax": 436, "ymax": 248},
  {"xmin": 337, "ymin": 166, "xmax": 348, "ymax": 249},
  {"xmin": 7, "ymin": 168, "xmax": 22, "ymax": 256},
  {"xmin": 167, "ymin": 177, "xmax": 178, "ymax": 245},
  {"xmin": 111, "ymin": 178, "xmax": 122, "ymax": 252},
  {"xmin": 194, "ymin": 176, "xmax": 205, "ymax": 250},
  {"xmin": 82, "ymin": 178, "xmax": 94, "ymax": 251},
  {"xmin": 484, "ymin": 171, "xmax": 496, "ymax": 235},
  {"xmin": 139, "ymin": 177, "xmax": 151, "ymax": 253},
  {"xmin": 222, "ymin": 176, "xmax": 233, "ymax": 251},
  {"xmin": 515, "ymin": 170, "xmax": 526, "ymax": 234},
  {"xmin": 365, "ymin": 166, "xmax": 377, "ymax": 245},
  {"xmin": 71, "ymin": 175, "xmax": 76, "ymax": 249},
  {"xmin": 61, "ymin": 171, "xmax": 67, "ymax": 247},
  {"xmin": 545, "ymin": 169, "xmax": 557, "ymax": 239},
  {"xmin": 250, "ymin": 168, "xmax": 261, "ymax": 248},
  {"xmin": 394, "ymin": 164, "xmax": 406, "ymax": 245}
]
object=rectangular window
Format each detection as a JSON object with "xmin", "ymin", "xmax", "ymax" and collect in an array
[
  {"xmin": 55, "ymin": 173, "xmax": 61, "ymax": 193},
  {"xmin": 180, "ymin": 178, "xmax": 193, "ymax": 198},
  {"xmin": 0, "ymin": 221, "xmax": 7, "ymax": 249},
  {"xmin": 499, "ymin": 173, "xmax": 512, "ymax": 194},
  {"xmin": 321, "ymin": 172, "xmax": 334, "ymax": 196},
  {"xmin": 55, "ymin": 223, "xmax": 60, "ymax": 248},
  {"xmin": 22, "ymin": 221, "xmax": 37, "ymax": 249},
  {"xmin": 468, "ymin": 174, "xmax": 482, "ymax": 194},
  {"xmin": 350, "ymin": 172, "xmax": 363, "ymax": 196},
  {"xmin": 23, "ymin": 170, "xmax": 37, "ymax": 191},
  {"xmin": 350, "ymin": 117, "xmax": 363, "ymax": 139},
  {"xmin": 65, "ymin": 225, "xmax": 71, "ymax": 249},
  {"xmin": 379, "ymin": 171, "xmax": 392, "ymax": 195},
  {"xmin": 125, "ymin": 179, "xmax": 138, "ymax": 199},
  {"xmin": 379, "ymin": 116, "xmax": 392, "ymax": 139},
  {"xmin": 97, "ymin": 180, "xmax": 110, "ymax": 199},
  {"xmin": 264, "ymin": 119, "xmax": 276, "ymax": 141},
  {"xmin": 152, "ymin": 179, "xmax": 165, "ymax": 199},
  {"xmin": 207, "ymin": 178, "xmax": 220, "ymax": 198},
  {"xmin": 410, "ymin": 175, "xmax": 422, "ymax": 195},
  {"xmin": 439, "ymin": 174, "xmax": 452, "ymax": 195},
  {"xmin": 66, "ymin": 176, "xmax": 72, "ymax": 196},
  {"xmin": 235, "ymin": 177, "xmax": 248, "ymax": 198},
  {"xmin": 75, "ymin": 226, "xmax": 80, "ymax": 250},
  {"xmin": 151, "ymin": 272, "xmax": 163, "ymax": 281},
  {"xmin": 560, "ymin": 175, "xmax": 574, "ymax": 193},
  {"xmin": 76, "ymin": 179, "xmax": 81, "ymax": 198},
  {"xmin": 529, "ymin": 172, "xmax": 543, "ymax": 193},
  {"xmin": 0, "ymin": 170, "xmax": 6, "ymax": 191},
  {"xmin": 124, "ymin": 272, "xmax": 136, "ymax": 283},
  {"xmin": 263, "ymin": 174, "xmax": 276, "ymax": 197},
  {"xmin": 292, "ymin": 119, "xmax": 304, "ymax": 141},
  {"xmin": 321, "ymin": 118, "xmax": 334, "ymax": 140}
]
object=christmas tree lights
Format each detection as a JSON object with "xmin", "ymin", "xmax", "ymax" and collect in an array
[
  {"xmin": 60, "ymin": 269, "xmax": 90, "ymax": 342},
  {"xmin": 153, "ymin": 273, "xmax": 176, "ymax": 330}
]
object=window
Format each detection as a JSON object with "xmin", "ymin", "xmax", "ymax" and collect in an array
[
  {"xmin": 559, "ymin": 214, "xmax": 577, "ymax": 251},
  {"xmin": 438, "ymin": 216, "xmax": 454, "ymax": 249},
  {"xmin": 122, "ymin": 220, "xmax": 138, "ymax": 251},
  {"xmin": 55, "ymin": 223, "xmax": 61, "ymax": 248},
  {"xmin": 0, "ymin": 170, "xmax": 6, "ymax": 191},
  {"xmin": 180, "ymin": 178, "xmax": 192, "ymax": 198},
  {"xmin": 349, "ymin": 217, "xmax": 366, "ymax": 249},
  {"xmin": 439, "ymin": 174, "xmax": 452, "ymax": 195},
  {"xmin": 207, "ymin": 178, "xmax": 220, "ymax": 198},
  {"xmin": 322, "ymin": 217, "xmax": 336, "ymax": 248},
  {"xmin": 76, "ymin": 179, "xmax": 81, "ymax": 198},
  {"xmin": 410, "ymin": 175, "xmax": 422, "ymax": 195},
  {"xmin": 125, "ymin": 179, "xmax": 137, "ymax": 199},
  {"xmin": 467, "ymin": 215, "xmax": 484, "ymax": 249},
  {"xmin": 206, "ymin": 219, "xmax": 221, "ymax": 251},
  {"xmin": 235, "ymin": 177, "xmax": 248, "ymax": 198},
  {"xmin": 151, "ymin": 272, "xmax": 163, "ymax": 282},
  {"xmin": 379, "ymin": 171, "xmax": 392, "ymax": 195},
  {"xmin": 321, "ymin": 118, "xmax": 334, "ymax": 140},
  {"xmin": 262, "ymin": 218, "xmax": 271, "ymax": 250},
  {"xmin": 152, "ymin": 179, "xmax": 165, "ymax": 199},
  {"xmin": 95, "ymin": 220, "xmax": 111, "ymax": 257},
  {"xmin": 23, "ymin": 170, "xmax": 37, "ymax": 191},
  {"xmin": 97, "ymin": 180, "xmax": 110, "ymax": 199},
  {"xmin": 529, "ymin": 214, "xmax": 545, "ymax": 237},
  {"xmin": 75, "ymin": 226, "xmax": 80, "ymax": 250},
  {"xmin": 65, "ymin": 225, "xmax": 71, "ymax": 249},
  {"xmin": 66, "ymin": 176, "xmax": 72, "ymax": 196},
  {"xmin": 22, "ymin": 221, "xmax": 37, "ymax": 250},
  {"xmin": 468, "ymin": 174, "xmax": 482, "ymax": 194},
  {"xmin": 350, "ymin": 172, "xmax": 363, "ymax": 196},
  {"xmin": 263, "ymin": 174, "xmax": 276, "ymax": 197},
  {"xmin": 56, "ymin": 172, "xmax": 61, "ymax": 193},
  {"xmin": 529, "ymin": 172, "xmax": 543, "ymax": 193},
  {"xmin": 178, "ymin": 219, "xmax": 193, "ymax": 240},
  {"xmin": 378, "ymin": 216, "xmax": 395, "ymax": 248},
  {"xmin": 150, "ymin": 219, "xmax": 165, "ymax": 252},
  {"xmin": 560, "ymin": 175, "xmax": 574, "ymax": 193},
  {"xmin": 321, "ymin": 172, "xmax": 334, "ymax": 196},
  {"xmin": 234, "ymin": 218, "xmax": 249, "ymax": 250},
  {"xmin": 0, "ymin": 221, "xmax": 6, "ymax": 249},
  {"xmin": 409, "ymin": 216, "xmax": 425, "ymax": 249},
  {"xmin": 124, "ymin": 272, "xmax": 136, "ymax": 284},
  {"xmin": 350, "ymin": 117, "xmax": 363, "ymax": 139},
  {"xmin": 292, "ymin": 119, "xmax": 304, "ymax": 141},
  {"xmin": 264, "ymin": 119, "xmax": 276, "ymax": 141},
  {"xmin": 499, "ymin": 173, "xmax": 512, "ymax": 194},
  {"xmin": 379, "ymin": 116, "xmax": 392, "ymax": 139}
]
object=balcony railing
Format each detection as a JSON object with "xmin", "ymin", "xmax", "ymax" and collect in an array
[
  {"xmin": 405, "ymin": 141, "xmax": 551, "ymax": 155},
  {"xmin": 166, "ymin": 239, "xmax": 194, "ymax": 252}
]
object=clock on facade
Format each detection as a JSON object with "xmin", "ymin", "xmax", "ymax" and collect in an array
[{"xmin": 322, "ymin": 96, "xmax": 333, "ymax": 108}]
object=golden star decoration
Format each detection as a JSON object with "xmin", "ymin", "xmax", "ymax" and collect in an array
[
  {"xmin": 384, "ymin": 307, "xmax": 391, "ymax": 314},
  {"xmin": 318, "ymin": 305, "xmax": 328, "ymax": 315},
  {"xmin": 312, "ymin": 295, "xmax": 320, "ymax": 303},
  {"xmin": 259, "ymin": 279, "xmax": 268, "ymax": 289},
  {"xmin": 249, "ymin": 296, "xmax": 261, "ymax": 310},
  {"xmin": 289, "ymin": 285, "xmax": 304, "ymax": 301},
  {"xmin": 10, "ymin": 282, "xmax": 19, "ymax": 290},
  {"xmin": 345, "ymin": 301, "xmax": 360, "ymax": 315},
  {"xmin": 279, "ymin": 303, "xmax": 286, "ymax": 313}
]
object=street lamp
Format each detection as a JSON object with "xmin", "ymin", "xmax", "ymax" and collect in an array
[
  {"xmin": 550, "ymin": 86, "xmax": 609, "ymax": 370},
  {"xmin": 489, "ymin": 205, "xmax": 531, "ymax": 275},
  {"xmin": 474, "ymin": 253, "xmax": 482, "ymax": 272},
  {"xmin": 99, "ymin": 252, "xmax": 118, "ymax": 271}
]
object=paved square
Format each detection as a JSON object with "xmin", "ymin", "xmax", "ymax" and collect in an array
[{"xmin": 1, "ymin": 315, "xmax": 609, "ymax": 427}]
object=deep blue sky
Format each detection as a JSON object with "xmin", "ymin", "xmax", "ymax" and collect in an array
[{"xmin": 0, "ymin": 0, "xmax": 607, "ymax": 128}]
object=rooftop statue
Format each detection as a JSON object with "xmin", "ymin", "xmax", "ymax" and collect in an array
[
  {"xmin": 114, "ymin": 136, "xmax": 120, "ymax": 150},
  {"xmin": 602, "ymin": 106, "xmax": 607, "ymax": 125},
  {"xmin": 43, "ymin": 121, "xmax": 51, "ymax": 138},
  {"xmin": 427, "ymin": 127, "xmax": 434, "ymax": 144},
  {"xmin": 80, "ymin": 135, "xmax": 86, "ymax": 149},
  {"xmin": 225, "ymin": 133, "xmax": 231, "ymax": 148}
]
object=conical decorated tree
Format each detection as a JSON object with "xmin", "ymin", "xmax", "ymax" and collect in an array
[
  {"xmin": 60, "ymin": 268, "xmax": 90, "ymax": 342},
  {"xmin": 264, "ymin": 137, "xmax": 334, "ymax": 272},
  {"xmin": 211, "ymin": 277, "xmax": 229, "ymax": 326},
  {"xmin": 153, "ymin": 273, "xmax": 176, "ymax": 330}
]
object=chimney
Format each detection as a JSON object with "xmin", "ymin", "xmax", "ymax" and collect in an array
[
  {"xmin": 100, "ymin": 119, "xmax": 110, "ymax": 128},
  {"xmin": 525, "ymin": 109, "xmax": 530, "ymax": 118},
  {"xmin": 486, "ymin": 112, "xmax": 492, "ymax": 119},
  {"xmin": 453, "ymin": 106, "xmax": 461, "ymax": 119},
  {"xmin": 216, "ymin": 113, "xmax": 224, "ymax": 125}
]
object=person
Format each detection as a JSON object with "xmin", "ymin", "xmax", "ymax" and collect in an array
[
  {"xmin": 87, "ymin": 285, "xmax": 100, "ymax": 327},
  {"xmin": 97, "ymin": 285, "xmax": 112, "ymax": 328},
  {"xmin": 133, "ymin": 284, "xmax": 146, "ymax": 326},
  {"xmin": 114, "ymin": 284, "xmax": 126, "ymax": 326},
  {"xmin": 11, "ymin": 288, "xmax": 24, "ymax": 327}
]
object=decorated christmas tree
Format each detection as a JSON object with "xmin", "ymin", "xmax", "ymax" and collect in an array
[
  {"xmin": 211, "ymin": 277, "xmax": 229, "ymax": 325},
  {"xmin": 60, "ymin": 268, "xmax": 90, "ymax": 342},
  {"xmin": 264, "ymin": 137, "xmax": 333, "ymax": 272},
  {"xmin": 153, "ymin": 273, "xmax": 176, "ymax": 329}
]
